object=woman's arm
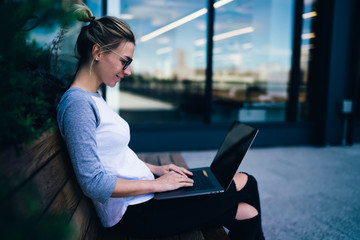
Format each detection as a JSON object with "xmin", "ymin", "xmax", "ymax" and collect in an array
[
  {"xmin": 111, "ymin": 171, "xmax": 194, "ymax": 198},
  {"xmin": 58, "ymin": 94, "xmax": 117, "ymax": 203}
]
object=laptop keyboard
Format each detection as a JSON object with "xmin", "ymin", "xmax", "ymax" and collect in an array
[{"xmin": 187, "ymin": 170, "xmax": 214, "ymax": 191}]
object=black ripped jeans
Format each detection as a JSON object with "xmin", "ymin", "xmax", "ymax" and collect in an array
[{"xmin": 106, "ymin": 173, "xmax": 265, "ymax": 240}]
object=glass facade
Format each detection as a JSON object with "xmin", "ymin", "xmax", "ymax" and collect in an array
[
  {"xmin": 106, "ymin": 0, "xmax": 208, "ymax": 124},
  {"xmin": 6, "ymin": 0, "xmax": 354, "ymax": 151},
  {"xmin": 27, "ymin": 0, "xmax": 360, "ymax": 148},
  {"xmin": 100, "ymin": 0, "xmax": 295, "ymax": 124},
  {"xmin": 212, "ymin": 0, "xmax": 293, "ymax": 123}
]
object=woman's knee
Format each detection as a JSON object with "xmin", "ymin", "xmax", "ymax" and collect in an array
[
  {"xmin": 235, "ymin": 202, "xmax": 258, "ymax": 220},
  {"xmin": 233, "ymin": 172, "xmax": 248, "ymax": 191}
]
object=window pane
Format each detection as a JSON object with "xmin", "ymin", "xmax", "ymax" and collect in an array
[
  {"xmin": 212, "ymin": 0, "xmax": 294, "ymax": 123},
  {"xmin": 87, "ymin": 0, "xmax": 102, "ymax": 18},
  {"xmin": 106, "ymin": 0, "xmax": 207, "ymax": 124}
]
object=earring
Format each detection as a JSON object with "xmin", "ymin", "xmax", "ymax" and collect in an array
[{"xmin": 95, "ymin": 58, "xmax": 98, "ymax": 61}]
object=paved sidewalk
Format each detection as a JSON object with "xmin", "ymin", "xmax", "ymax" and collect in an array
[{"xmin": 182, "ymin": 144, "xmax": 360, "ymax": 240}]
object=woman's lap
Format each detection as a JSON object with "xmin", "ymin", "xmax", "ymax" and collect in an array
[{"xmin": 111, "ymin": 173, "xmax": 259, "ymax": 238}]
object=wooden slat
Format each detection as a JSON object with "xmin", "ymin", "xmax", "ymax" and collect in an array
[
  {"xmin": 0, "ymin": 130, "xmax": 64, "ymax": 194},
  {"xmin": 137, "ymin": 154, "xmax": 146, "ymax": 161},
  {"xmin": 157, "ymin": 153, "xmax": 172, "ymax": 166},
  {"xmin": 33, "ymin": 149, "xmax": 73, "ymax": 210},
  {"xmin": 144, "ymin": 154, "xmax": 160, "ymax": 166},
  {"xmin": 2, "ymin": 129, "xmax": 101, "ymax": 240},
  {"xmin": 141, "ymin": 153, "xmax": 188, "ymax": 169},
  {"xmin": 6, "ymin": 148, "xmax": 73, "ymax": 217},
  {"xmin": 83, "ymin": 214, "xmax": 103, "ymax": 240},
  {"xmin": 48, "ymin": 175, "xmax": 82, "ymax": 218},
  {"xmin": 70, "ymin": 196, "xmax": 94, "ymax": 240},
  {"xmin": 170, "ymin": 153, "xmax": 188, "ymax": 169}
]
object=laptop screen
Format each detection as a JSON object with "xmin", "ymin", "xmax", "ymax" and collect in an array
[{"xmin": 210, "ymin": 121, "xmax": 258, "ymax": 190}]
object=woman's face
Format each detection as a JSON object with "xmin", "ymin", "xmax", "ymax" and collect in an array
[{"xmin": 94, "ymin": 41, "xmax": 134, "ymax": 88}]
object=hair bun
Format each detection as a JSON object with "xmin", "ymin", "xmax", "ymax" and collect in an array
[{"xmin": 73, "ymin": 3, "xmax": 94, "ymax": 23}]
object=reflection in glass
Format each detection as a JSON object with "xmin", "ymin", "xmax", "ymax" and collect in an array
[
  {"xmin": 212, "ymin": 0, "xmax": 294, "ymax": 123},
  {"xmin": 104, "ymin": 0, "xmax": 296, "ymax": 124},
  {"xmin": 106, "ymin": 0, "xmax": 208, "ymax": 124}
]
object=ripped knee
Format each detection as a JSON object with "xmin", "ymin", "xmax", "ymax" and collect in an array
[
  {"xmin": 235, "ymin": 202, "xmax": 258, "ymax": 220},
  {"xmin": 233, "ymin": 173, "xmax": 248, "ymax": 191}
]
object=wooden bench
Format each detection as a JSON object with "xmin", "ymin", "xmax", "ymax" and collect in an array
[{"xmin": 0, "ymin": 130, "xmax": 229, "ymax": 240}]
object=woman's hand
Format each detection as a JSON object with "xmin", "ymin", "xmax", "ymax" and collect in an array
[
  {"xmin": 154, "ymin": 171, "xmax": 194, "ymax": 192},
  {"xmin": 111, "ymin": 164, "xmax": 194, "ymax": 197},
  {"xmin": 144, "ymin": 163, "xmax": 194, "ymax": 192},
  {"xmin": 147, "ymin": 163, "xmax": 193, "ymax": 177}
]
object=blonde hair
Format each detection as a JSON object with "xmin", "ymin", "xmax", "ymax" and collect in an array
[{"xmin": 73, "ymin": 3, "xmax": 135, "ymax": 69}]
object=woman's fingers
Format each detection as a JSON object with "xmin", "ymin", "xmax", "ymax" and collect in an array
[
  {"xmin": 180, "ymin": 167, "xmax": 193, "ymax": 176},
  {"xmin": 158, "ymin": 171, "xmax": 193, "ymax": 192},
  {"xmin": 178, "ymin": 172, "xmax": 194, "ymax": 183},
  {"xmin": 155, "ymin": 168, "xmax": 195, "ymax": 193},
  {"xmin": 168, "ymin": 164, "xmax": 193, "ymax": 176}
]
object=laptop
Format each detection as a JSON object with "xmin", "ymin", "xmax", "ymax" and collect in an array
[{"xmin": 154, "ymin": 120, "xmax": 258, "ymax": 200}]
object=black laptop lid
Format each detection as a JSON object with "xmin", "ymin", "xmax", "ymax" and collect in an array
[{"xmin": 210, "ymin": 121, "xmax": 258, "ymax": 190}]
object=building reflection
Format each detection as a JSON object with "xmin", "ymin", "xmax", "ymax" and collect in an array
[{"xmin": 103, "ymin": 0, "xmax": 299, "ymax": 124}]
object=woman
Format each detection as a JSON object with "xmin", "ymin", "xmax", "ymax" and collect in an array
[{"xmin": 57, "ymin": 3, "xmax": 265, "ymax": 240}]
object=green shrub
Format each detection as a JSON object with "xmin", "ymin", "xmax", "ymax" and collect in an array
[
  {"xmin": 0, "ymin": 0, "xmax": 74, "ymax": 152},
  {"xmin": 0, "ymin": 1, "xmax": 76, "ymax": 238}
]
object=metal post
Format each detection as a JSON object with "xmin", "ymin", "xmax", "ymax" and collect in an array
[
  {"xmin": 286, "ymin": 0, "xmax": 304, "ymax": 122},
  {"xmin": 204, "ymin": 0, "xmax": 214, "ymax": 124}
]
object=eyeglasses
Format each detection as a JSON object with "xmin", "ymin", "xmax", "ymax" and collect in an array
[{"xmin": 109, "ymin": 49, "xmax": 133, "ymax": 70}]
